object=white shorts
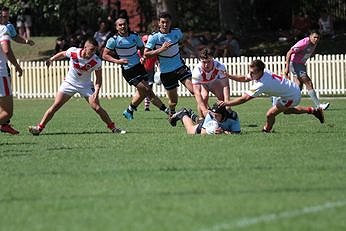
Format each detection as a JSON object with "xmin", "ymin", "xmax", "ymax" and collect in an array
[
  {"xmin": 275, "ymin": 95, "xmax": 301, "ymax": 108},
  {"xmin": 0, "ymin": 76, "xmax": 12, "ymax": 97},
  {"xmin": 59, "ymin": 81, "xmax": 94, "ymax": 97}
]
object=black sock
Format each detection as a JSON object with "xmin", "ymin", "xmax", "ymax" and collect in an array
[
  {"xmin": 159, "ymin": 104, "xmax": 167, "ymax": 111},
  {"xmin": 128, "ymin": 104, "xmax": 137, "ymax": 112}
]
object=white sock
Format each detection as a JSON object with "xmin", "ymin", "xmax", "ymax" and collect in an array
[
  {"xmin": 308, "ymin": 90, "xmax": 320, "ymax": 107},
  {"xmin": 271, "ymin": 96, "xmax": 278, "ymax": 106}
]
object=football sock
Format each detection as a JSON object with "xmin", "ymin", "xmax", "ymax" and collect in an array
[
  {"xmin": 107, "ymin": 122, "xmax": 115, "ymax": 129},
  {"xmin": 128, "ymin": 104, "xmax": 137, "ymax": 112},
  {"xmin": 308, "ymin": 90, "xmax": 320, "ymax": 108},
  {"xmin": 307, "ymin": 107, "xmax": 314, "ymax": 114},
  {"xmin": 159, "ymin": 104, "xmax": 167, "ymax": 112},
  {"xmin": 144, "ymin": 97, "xmax": 150, "ymax": 109}
]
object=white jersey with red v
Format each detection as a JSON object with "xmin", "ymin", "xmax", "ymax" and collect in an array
[{"xmin": 64, "ymin": 47, "xmax": 102, "ymax": 87}]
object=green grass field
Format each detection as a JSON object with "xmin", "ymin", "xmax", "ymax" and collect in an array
[{"xmin": 1, "ymin": 97, "xmax": 346, "ymax": 231}]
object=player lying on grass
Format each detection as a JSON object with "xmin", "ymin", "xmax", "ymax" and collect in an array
[
  {"xmin": 28, "ymin": 37, "xmax": 125, "ymax": 135},
  {"xmin": 170, "ymin": 103, "xmax": 240, "ymax": 135},
  {"xmin": 218, "ymin": 59, "xmax": 325, "ymax": 133}
]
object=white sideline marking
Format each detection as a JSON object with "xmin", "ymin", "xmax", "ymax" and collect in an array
[{"xmin": 200, "ymin": 200, "xmax": 346, "ymax": 231}]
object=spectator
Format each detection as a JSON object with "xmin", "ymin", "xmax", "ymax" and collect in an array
[
  {"xmin": 291, "ymin": 11, "xmax": 311, "ymax": 39},
  {"xmin": 318, "ymin": 9, "xmax": 336, "ymax": 39},
  {"xmin": 217, "ymin": 30, "xmax": 240, "ymax": 57},
  {"xmin": 54, "ymin": 36, "xmax": 69, "ymax": 54},
  {"xmin": 107, "ymin": 0, "xmax": 121, "ymax": 23},
  {"xmin": 198, "ymin": 30, "xmax": 216, "ymax": 51},
  {"xmin": 181, "ymin": 30, "xmax": 202, "ymax": 58},
  {"xmin": 94, "ymin": 20, "xmax": 111, "ymax": 56},
  {"xmin": 54, "ymin": 22, "xmax": 77, "ymax": 52},
  {"xmin": 1, "ymin": 6, "xmax": 34, "ymax": 46},
  {"xmin": 16, "ymin": 0, "xmax": 32, "ymax": 39},
  {"xmin": 75, "ymin": 20, "xmax": 94, "ymax": 47}
]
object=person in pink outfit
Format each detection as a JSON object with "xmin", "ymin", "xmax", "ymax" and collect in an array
[{"xmin": 284, "ymin": 30, "xmax": 329, "ymax": 110}]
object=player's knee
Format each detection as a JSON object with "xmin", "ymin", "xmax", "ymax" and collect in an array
[
  {"xmin": 169, "ymin": 102, "xmax": 177, "ymax": 108},
  {"xmin": 0, "ymin": 110, "xmax": 12, "ymax": 120}
]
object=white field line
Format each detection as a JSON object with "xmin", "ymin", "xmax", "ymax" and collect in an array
[{"xmin": 200, "ymin": 200, "xmax": 346, "ymax": 231}]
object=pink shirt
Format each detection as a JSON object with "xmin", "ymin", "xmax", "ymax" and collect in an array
[{"xmin": 290, "ymin": 37, "xmax": 316, "ymax": 64}]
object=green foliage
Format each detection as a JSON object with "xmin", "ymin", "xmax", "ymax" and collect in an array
[
  {"xmin": 175, "ymin": 1, "xmax": 219, "ymax": 31},
  {"xmin": 0, "ymin": 97, "xmax": 345, "ymax": 230}
]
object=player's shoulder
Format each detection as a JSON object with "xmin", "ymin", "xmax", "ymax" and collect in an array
[
  {"xmin": 66, "ymin": 47, "xmax": 79, "ymax": 56},
  {"xmin": 214, "ymin": 60, "xmax": 226, "ymax": 69},
  {"xmin": 94, "ymin": 54, "xmax": 102, "ymax": 64}
]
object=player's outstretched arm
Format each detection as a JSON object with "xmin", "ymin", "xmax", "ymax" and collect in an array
[
  {"xmin": 46, "ymin": 51, "xmax": 67, "ymax": 67},
  {"xmin": 222, "ymin": 71, "xmax": 250, "ymax": 82}
]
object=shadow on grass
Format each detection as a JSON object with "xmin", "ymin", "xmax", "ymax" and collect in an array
[
  {"xmin": 40, "ymin": 131, "xmax": 111, "ymax": 136},
  {"xmin": 0, "ymin": 142, "xmax": 37, "ymax": 146}
]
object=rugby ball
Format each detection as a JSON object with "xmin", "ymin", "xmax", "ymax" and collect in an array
[{"xmin": 205, "ymin": 120, "xmax": 219, "ymax": 134}]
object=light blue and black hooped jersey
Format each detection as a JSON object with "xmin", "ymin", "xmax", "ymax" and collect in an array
[
  {"xmin": 145, "ymin": 28, "xmax": 184, "ymax": 73},
  {"xmin": 105, "ymin": 32, "xmax": 144, "ymax": 70}
]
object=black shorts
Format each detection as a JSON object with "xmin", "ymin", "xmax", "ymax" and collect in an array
[
  {"xmin": 160, "ymin": 65, "xmax": 192, "ymax": 90},
  {"xmin": 122, "ymin": 63, "xmax": 148, "ymax": 86}
]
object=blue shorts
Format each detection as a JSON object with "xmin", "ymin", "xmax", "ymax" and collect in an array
[{"xmin": 289, "ymin": 62, "xmax": 307, "ymax": 78}]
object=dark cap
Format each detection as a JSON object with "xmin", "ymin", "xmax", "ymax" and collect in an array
[{"xmin": 210, "ymin": 103, "xmax": 228, "ymax": 119}]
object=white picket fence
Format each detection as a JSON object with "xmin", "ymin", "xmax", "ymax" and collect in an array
[{"xmin": 10, "ymin": 54, "xmax": 346, "ymax": 99}]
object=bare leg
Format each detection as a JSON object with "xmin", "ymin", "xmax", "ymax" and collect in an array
[
  {"xmin": 86, "ymin": 95, "xmax": 114, "ymax": 126},
  {"xmin": 300, "ymin": 75, "xmax": 320, "ymax": 107},
  {"xmin": 38, "ymin": 92, "xmax": 72, "ymax": 127},
  {"xmin": 166, "ymin": 88, "xmax": 178, "ymax": 112},
  {"xmin": 181, "ymin": 78, "xmax": 194, "ymax": 95},
  {"xmin": 263, "ymin": 105, "xmax": 284, "ymax": 131},
  {"xmin": 0, "ymin": 96, "xmax": 13, "ymax": 124},
  {"xmin": 181, "ymin": 115, "xmax": 198, "ymax": 134}
]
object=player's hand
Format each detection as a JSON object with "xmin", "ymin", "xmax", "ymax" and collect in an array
[
  {"xmin": 118, "ymin": 58, "xmax": 128, "ymax": 65},
  {"xmin": 217, "ymin": 100, "xmax": 227, "ymax": 107},
  {"xmin": 15, "ymin": 66, "xmax": 23, "ymax": 77},
  {"xmin": 283, "ymin": 71, "xmax": 291, "ymax": 80},
  {"xmin": 161, "ymin": 41, "xmax": 172, "ymax": 51},
  {"xmin": 214, "ymin": 127, "xmax": 224, "ymax": 134},
  {"xmin": 46, "ymin": 59, "xmax": 52, "ymax": 68}
]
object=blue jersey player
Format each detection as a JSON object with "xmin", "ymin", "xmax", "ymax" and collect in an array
[
  {"xmin": 144, "ymin": 12, "xmax": 194, "ymax": 126},
  {"xmin": 102, "ymin": 18, "xmax": 168, "ymax": 120}
]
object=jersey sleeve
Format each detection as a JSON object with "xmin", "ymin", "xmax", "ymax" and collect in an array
[
  {"xmin": 6, "ymin": 24, "xmax": 17, "ymax": 38},
  {"xmin": 216, "ymin": 62, "xmax": 226, "ymax": 79},
  {"xmin": 65, "ymin": 47, "xmax": 74, "ymax": 59},
  {"xmin": 191, "ymin": 66, "xmax": 201, "ymax": 84},
  {"xmin": 105, "ymin": 37, "xmax": 116, "ymax": 50},
  {"xmin": 136, "ymin": 35, "xmax": 144, "ymax": 48},
  {"xmin": 291, "ymin": 38, "xmax": 307, "ymax": 53},
  {"xmin": 145, "ymin": 34, "xmax": 156, "ymax": 50}
]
